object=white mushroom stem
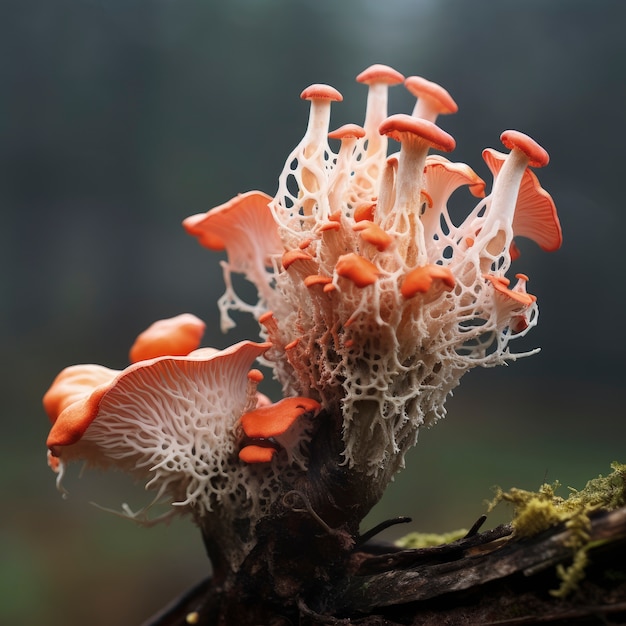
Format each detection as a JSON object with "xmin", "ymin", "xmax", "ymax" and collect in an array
[
  {"xmin": 328, "ymin": 133, "xmax": 360, "ymax": 214},
  {"xmin": 362, "ymin": 82, "xmax": 391, "ymax": 155},
  {"xmin": 303, "ymin": 98, "xmax": 333, "ymax": 159},
  {"xmin": 395, "ymin": 137, "xmax": 431, "ymax": 219},
  {"xmin": 412, "ymin": 96, "xmax": 446, "ymax": 124},
  {"xmin": 405, "ymin": 76, "xmax": 458, "ymax": 124},
  {"xmin": 376, "ymin": 157, "xmax": 397, "ymax": 224},
  {"xmin": 478, "ymin": 148, "xmax": 529, "ymax": 261}
]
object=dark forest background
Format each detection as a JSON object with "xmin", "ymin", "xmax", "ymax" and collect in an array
[{"xmin": 2, "ymin": 1, "xmax": 625, "ymax": 624}]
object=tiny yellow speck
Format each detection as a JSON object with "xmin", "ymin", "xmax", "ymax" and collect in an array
[{"xmin": 185, "ymin": 611, "xmax": 200, "ymax": 624}]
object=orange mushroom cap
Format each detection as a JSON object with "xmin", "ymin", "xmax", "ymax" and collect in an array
[
  {"xmin": 300, "ymin": 84, "xmax": 343, "ymax": 102},
  {"xmin": 353, "ymin": 202, "xmax": 376, "ymax": 222},
  {"xmin": 183, "ymin": 191, "xmax": 279, "ymax": 259},
  {"xmin": 356, "ymin": 64, "xmax": 405, "ymax": 86},
  {"xmin": 128, "ymin": 314, "xmax": 206, "ymax": 364},
  {"xmin": 240, "ymin": 397, "xmax": 321, "ymax": 439},
  {"xmin": 379, "ymin": 114, "xmax": 456, "ymax": 153},
  {"xmin": 43, "ymin": 364, "xmax": 118, "ymax": 429},
  {"xmin": 500, "ymin": 130, "xmax": 549, "ymax": 168},
  {"xmin": 304, "ymin": 274, "xmax": 333, "ymax": 288},
  {"xmin": 484, "ymin": 274, "xmax": 536, "ymax": 307},
  {"xmin": 282, "ymin": 249, "xmax": 315, "ymax": 269},
  {"xmin": 335, "ymin": 253, "xmax": 380, "ymax": 287},
  {"xmin": 247, "ymin": 368, "xmax": 264, "ymax": 383},
  {"xmin": 425, "ymin": 154, "xmax": 486, "ymax": 199},
  {"xmin": 46, "ymin": 341, "xmax": 271, "ymax": 455},
  {"xmin": 404, "ymin": 76, "xmax": 458, "ymax": 116},
  {"xmin": 352, "ymin": 221, "xmax": 393, "ymax": 251},
  {"xmin": 328, "ymin": 123, "xmax": 366, "ymax": 140},
  {"xmin": 239, "ymin": 445, "xmax": 277, "ymax": 464},
  {"xmin": 401, "ymin": 265, "xmax": 455, "ymax": 299}
]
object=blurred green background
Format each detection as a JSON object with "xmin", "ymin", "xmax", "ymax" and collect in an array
[{"xmin": 2, "ymin": 0, "xmax": 625, "ymax": 623}]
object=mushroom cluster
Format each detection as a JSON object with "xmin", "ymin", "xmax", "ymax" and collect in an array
[
  {"xmin": 185, "ymin": 64, "xmax": 562, "ymax": 477},
  {"xmin": 44, "ymin": 65, "xmax": 561, "ymax": 548}
]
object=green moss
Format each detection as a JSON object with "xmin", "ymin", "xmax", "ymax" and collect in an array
[
  {"xmin": 395, "ymin": 528, "xmax": 468, "ymax": 549},
  {"xmin": 488, "ymin": 461, "xmax": 626, "ymax": 597}
]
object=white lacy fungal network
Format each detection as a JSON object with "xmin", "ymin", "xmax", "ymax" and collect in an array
[{"xmin": 189, "ymin": 65, "xmax": 562, "ymax": 476}]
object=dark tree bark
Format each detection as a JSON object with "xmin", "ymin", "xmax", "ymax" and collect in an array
[{"xmin": 141, "ymin": 504, "xmax": 626, "ymax": 625}]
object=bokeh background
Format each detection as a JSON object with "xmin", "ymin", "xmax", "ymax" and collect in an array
[{"xmin": 2, "ymin": 0, "xmax": 625, "ymax": 623}]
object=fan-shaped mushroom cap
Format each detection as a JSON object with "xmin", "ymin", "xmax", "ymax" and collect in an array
[
  {"xmin": 129, "ymin": 314, "xmax": 206, "ymax": 363},
  {"xmin": 43, "ymin": 364, "xmax": 119, "ymax": 438},
  {"xmin": 183, "ymin": 191, "xmax": 282, "ymax": 324},
  {"xmin": 183, "ymin": 191, "xmax": 278, "ymax": 257},
  {"xmin": 426, "ymin": 155, "xmax": 486, "ymax": 199},
  {"xmin": 46, "ymin": 341, "xmax": 271, "ymax": 457}
]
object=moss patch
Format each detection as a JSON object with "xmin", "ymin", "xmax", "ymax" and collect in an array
[
  {"xmin": 488, "ymin": 461, "xmax": 626, "ymax": 597},
  {"xmin": 395, "ymin": 528, "xmax": 468, "ymax": 549}
]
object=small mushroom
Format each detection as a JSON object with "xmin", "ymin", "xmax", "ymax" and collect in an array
[
  {"xmin": 482, "ymin": 147, "xmax": 562, "ymax": 253},
  {"xmin": 475, "ymin": 130, "xmax": 558, "ymax": 266},
  {"xmin": 301, "ymin": 84, "xmax": 343, "ymax": 157},
  {"xmin": 327, "ymin": 123, "xmax": 366, "ymax": 214},
  {"xmin": 484, "ymin": 273, "xmax": 537, "ymax": 334},
  {"xmin": 299, "ymin": 84, "xmax": 344, "ymax": 160},
  {"xmin": 294, "ymin": 84, "xmax": 344, "ymax": 218},
  {"xmin": 129, "ymin": 314, "xmax": 206, "ymax": 364},
  {"xmin": 484, "ymin": 274, "xmax": 536, "ymax": 307},
  {"xmin": 379, "ymin": 114, "xmax": 456, "ymax": 264},
  {"xmin": 356, "ymin": 64, "xmax": 405, "ymax": 153},
  {"xmin": 405, "ymin": 76, "xmax": 458, "ymax": 123}
]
